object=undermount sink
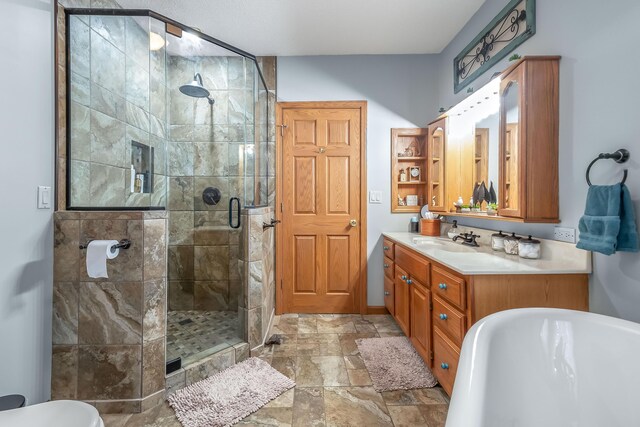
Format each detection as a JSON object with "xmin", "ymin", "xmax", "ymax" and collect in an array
[{"xmin": 412, "ymin": 237, "xmax": 444, "ymax": 246}]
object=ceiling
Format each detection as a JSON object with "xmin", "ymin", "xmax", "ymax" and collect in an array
[{"xmin": 116, "ymin": 0, "xmax": 486, "ymax": 56}]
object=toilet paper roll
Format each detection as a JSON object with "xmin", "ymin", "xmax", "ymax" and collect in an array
[{"xmin": 86, "ymin": 240, "xmax": 120, "ymax": 279}]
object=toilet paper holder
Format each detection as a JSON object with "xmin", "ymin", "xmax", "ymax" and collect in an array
[{"xmin": 79, "ymin": 239, "xmax": 131, "ymax": 250}]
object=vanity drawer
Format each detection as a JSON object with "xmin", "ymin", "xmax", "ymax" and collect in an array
[
  {"xmin": 395, "ymin": 245, "xmax": 430, "ymax": 286},
  {"xmin": 433, "ymin": 326, "xmax": 461, "ymax": 396},
  {"xmin": 432, "ymin": 294, "xmax": 466, "ymax": 346},
  {"xmin": 383, "ymin": 256, "xmax": 394, "ymax": 280},
  {"xmin": 384, "ymin": 274, "xmax": 395, "ymax": 316},
  {"xmin": 432, "ymin": 266, "xmax": 466, "ymax": 310},
  {"xmin": 383, "ymin": 239, "xmax": 395, "ymax": 260}
]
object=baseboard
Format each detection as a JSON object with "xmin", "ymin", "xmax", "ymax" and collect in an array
[{"xmin": 367, "ymin": 306, "xmax": 389, "ymax": 315}]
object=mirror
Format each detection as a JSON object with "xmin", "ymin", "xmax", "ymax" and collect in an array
[
  {"xmin": 501, "ymin": 80, "xmax": 520, "ymax": 212},
  {"xmin": 444, "ymin": 78, "xmax": 501, "ymax": 213}
]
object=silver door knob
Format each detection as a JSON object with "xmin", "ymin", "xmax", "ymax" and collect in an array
[{"xmin": 350, "ymin": 219, "xmax": 357, "ymax": 227}]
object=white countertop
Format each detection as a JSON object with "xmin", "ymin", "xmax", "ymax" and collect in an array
[{"xmin": 382, "ymin": 231, "xmax": 592, "ymax": 276}]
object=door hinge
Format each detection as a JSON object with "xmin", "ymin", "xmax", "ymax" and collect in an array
[
  {"xmin": 429, "ymin": 301, "xmax": 433, "ymax": 310},
  {"xmin": 430, "ymin": 350, "xmax": 434, "ymax": 361},
  {"xmin": 280, "ymin": 279, "xmax": 283, "ymax": 290},
  {"xmin": 280, "ymin": 202, "xmax": 283, "ymax": 213},
  {"xmin": 277, "ymin": 124, "xmax": 288, "ymax": 137}
]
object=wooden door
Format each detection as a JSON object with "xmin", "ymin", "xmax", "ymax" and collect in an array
[
  {"xmin": 410, "ymin": 280, "xmax": 431, "ymax": 366},
  {"xmin": 394, "ymin": 267, "xmax": 411, "ymax": 336},
  {"xmin": 278, "ymin": 102, "xmax": 367, "ymax": 313}
]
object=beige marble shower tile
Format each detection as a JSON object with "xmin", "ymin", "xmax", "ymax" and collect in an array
[
  {"xmin": 142, "ymin": 338, "xmax": 165, "ymax": 397},
  {"xmin": 51, "ymin": 345, "xmax": 78, "ymax": 400},
  {"xmin": 194, "ymin": 281, "xmax": 229, "ymax": 310},
  {"xmin": 79, "ymin": 219, "xmax": 143, "ymax": 281},
  {"xmin": 143, "ymin": 219, "xmax": 166, "ymax": 281},
  {"xmin": 78, "ymin": 281, "xmax": 143, "ymax": 345},
  {"xmin": 194, "ymin": 142, "xmax": 228, "ymax": 176},
  {"xmin": 167, "ymin": 245, "xmax": 194, "ymax": 280},
  {"xmin": 193, "ymin": 246, "xmax": 229, "ymax": 280},
  {"xmin": 54, "ymin": 218, "xmax": 80, "ymax": 282},
  {"xmin": 168, "ymin": 211, "xmax": 194, "ymax": 245},
  {"xmin": 143, "ymin": 279, "xmax": 166, "ymax": 343},
  {"xmin": 168, "ymin": 280, "xmax": 194, "ymax": 310},
  {"xmin": 77, "ymin": 345, "xmax": 142, "ymax": 400},
  {"xmin": 52, "ymin": 281, "xmax": 79, "ymax": 345},
  {"xmin": 168, "ymin": 177, "xmax": 194, "ymax": 210}
]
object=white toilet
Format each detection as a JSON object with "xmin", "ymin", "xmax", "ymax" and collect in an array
[{"xmin": 0, "ymin": 400, "xmax": 103, "ymax": 427}]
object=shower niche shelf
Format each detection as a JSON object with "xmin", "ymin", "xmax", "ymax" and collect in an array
[{"xmin": 130, "ymin": 140, "xmax": 154, "ymax": 194}]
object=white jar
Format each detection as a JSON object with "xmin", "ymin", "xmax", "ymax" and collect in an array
[
  {"xmin": 491, "ymin": 231, "xmax": 507, "ymax": 251},
  {"xmin": 518, "ymin": 235, "xmax": 542, "ymax": 259}
]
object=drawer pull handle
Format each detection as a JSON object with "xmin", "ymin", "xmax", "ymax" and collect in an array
[
  {"xmin": 439, "ymin": 283, "xmax": 447, "ymax": 290},
  {"xmin": 406, "ymin": 279, "xmax": 412, "ymax": 285},
  {"xmin": 401, "ymin": 275, "xmax": 407, "ymax": 281},
  {"xmin": 384, "ymin": 264, "xmax": 389, "ymax": 268},
  {"xmin": 441, "ymin": 362, "xmax": 449, "ymax": 370},
  {"xmin": 383, "ymin": 246, "xmax": 390, "ymax": 250},
  {"xmin": 384, "ymin": 291, "xmax": 390, "ymax": 296},
  {"xmin": 439, "ymin": 313, "xmax": 448, "ymax": 320}
]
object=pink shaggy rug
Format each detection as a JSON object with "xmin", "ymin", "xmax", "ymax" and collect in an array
[
  {"xmin": 167, "ymin": 357, "xmax": 295, "ymax": 427},
  {"xmin": 356, "ymin": 336, "xmax": 438, "ymax": 392}
]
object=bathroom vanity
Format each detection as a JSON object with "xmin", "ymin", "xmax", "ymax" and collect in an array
[{"xmin": 381, "ymin": 231, "xmax": 590, "ymax": 395}]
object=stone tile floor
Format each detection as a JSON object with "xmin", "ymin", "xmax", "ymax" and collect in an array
[
  {"xmin": 103, "ymin": 314, "xmax": 449, "ymax": 426},
  {"xmin": 166, "ymin": 310, "xmax": 242, "ymax": 364}
]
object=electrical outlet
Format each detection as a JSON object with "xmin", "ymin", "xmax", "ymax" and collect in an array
[{"xmin": 554, "ymin": 227, "xmax": 575, "ymax": 243}]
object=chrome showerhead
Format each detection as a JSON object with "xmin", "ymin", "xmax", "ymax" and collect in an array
[{"xmin": 179, "ymin": 73, "xmax": 214, "ymax": 105}]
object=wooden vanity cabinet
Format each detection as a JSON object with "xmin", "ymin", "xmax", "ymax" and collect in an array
[
  {"xmin": 499, "ymin": 56, "xmax": 560, "ymax": 222},
  {"xmin": 382, "ymin": 235, "xmax": 588, "ymax": 396}
]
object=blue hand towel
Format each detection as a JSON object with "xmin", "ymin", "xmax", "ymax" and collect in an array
[{"xmin": 577, "ymin": 183, "xmax": 639, "ymax": 255}]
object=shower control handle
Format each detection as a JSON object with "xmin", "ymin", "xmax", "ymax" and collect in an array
[{"xmin": 229, "ymin": 197, "xmax": 241, "ymax": 229}]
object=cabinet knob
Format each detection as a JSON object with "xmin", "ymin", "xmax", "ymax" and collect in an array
[
  {"xmin": 406, "ymin": 279, "xmax": 412, "ymax": 285},
  {"xmin": 384, "ymin": 264, "xmax": 389, "ymax": 268},
  {"xmin": 383, "ymin": 246, "xmax": 390, "ymax": 250},
  {"xmin": 439, "ymin": 313, "xmax": 448, "ymax": 320},
  {"xmin": 401, "ymin": 275, "xmax": 407, "ymax": 280},
  {"xmin": 439, "ymin": 283, "xmax": 447, "ymax": 290},
  {"xmin": 441, "ymin": 362, "xmax": 449, "ymax": 370},
  {"xmin": 384, "ymin": 291, "xmax": 390, "ymax": 296}
]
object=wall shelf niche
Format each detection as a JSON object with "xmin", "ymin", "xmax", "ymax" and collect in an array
[{"xmin": 391, "ymin": 128, "xmax": 428, "ymax": 213}]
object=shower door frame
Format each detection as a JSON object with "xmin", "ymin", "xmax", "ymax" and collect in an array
[{"xmin": 61, "ymin": 8, "xmax": 271, "ymax": 211}]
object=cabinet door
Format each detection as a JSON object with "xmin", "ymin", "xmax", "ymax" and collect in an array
[
  {"xmin": 499, "ymin": 64, "xmax": 525, "ymax": 218},
  {"xmin": 427, "ymin": 119, "xmax": 446, "ymax": 212},
  {"xmin": 410, "ymin": 280, "xmax": 432, "ymax": 366},
  {"xmin": 394, "ymin": 267, "xmax": 411, "ymax": 336},
  {"xmin": 384, "ymin": 274, "xmax": 395, "ymax": 316}
]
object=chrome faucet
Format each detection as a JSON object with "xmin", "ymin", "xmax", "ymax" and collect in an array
[{"xmin": 453, "ymin": 231, "xmax": 480, "ymax": 247}]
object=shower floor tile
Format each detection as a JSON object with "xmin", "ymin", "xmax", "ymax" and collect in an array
[{"xmin": 166, "ymin": 310, "xmax": 242, "ymax": 364}]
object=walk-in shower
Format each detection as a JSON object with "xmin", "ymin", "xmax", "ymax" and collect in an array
[{"xmin": 64, "ymin": 8, "xmax": 271, "ymax": 371}]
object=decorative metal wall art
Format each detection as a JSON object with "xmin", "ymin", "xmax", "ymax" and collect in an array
[{"xmin": 454, "ymin": 0, "xmax": 536, "ymax": 93}]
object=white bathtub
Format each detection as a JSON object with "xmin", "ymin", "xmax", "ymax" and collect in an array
[{"xmin": 446, "ymin": 308, "xmax": 640, "ymax": 427}]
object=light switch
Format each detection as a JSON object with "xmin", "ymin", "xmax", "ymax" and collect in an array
[
  {"xmin": 369, "ymin": 190, "xmax": 382, "ymax": 204},
  {"xmin": 38, "ymin": 186, "xmax": 51, "ymax": 209}
]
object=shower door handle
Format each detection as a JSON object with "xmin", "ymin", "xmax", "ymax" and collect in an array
[{"xmin": 229, "ymin": 197, "xmax": 241, "ymax": 229}]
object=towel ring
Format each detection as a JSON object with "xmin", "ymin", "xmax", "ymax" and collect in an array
[{"xmin": 586, "ymin": 148, "xmax": 630, "ymax": 186}]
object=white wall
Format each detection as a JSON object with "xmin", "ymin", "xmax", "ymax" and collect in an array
[
  {"xmin": 435, "ymin": 0, "xmax": 640, "ymax": 322},
  {"xmin": 0, "ymin": 0, "xmax": 55, "ymax": 404},
  {"xmin": 277, "ymin": 55, "xmax": 440, "ymax": 305}
]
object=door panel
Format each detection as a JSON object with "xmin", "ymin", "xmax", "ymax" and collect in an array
[
  {"xmin": 410, "ymin": 282, "xmax": 432, "ymax": 365},
  {"xmin": 281, "ymin": 105, "xmax": 364, "ymax": 313},
  {"xmin": 394, "ymin": 267, "xmax": 411, "ymax": 336}
]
